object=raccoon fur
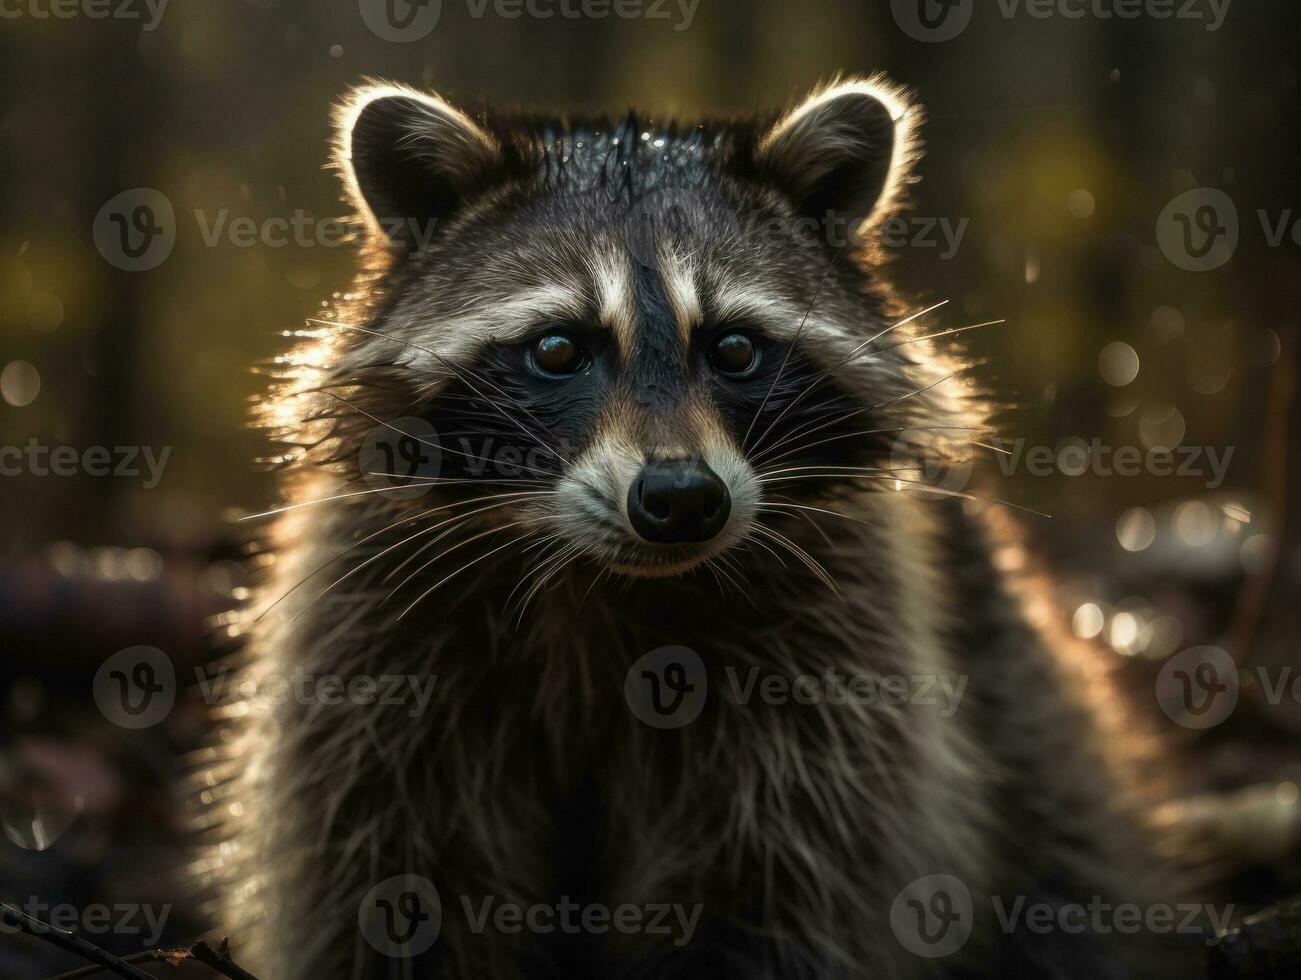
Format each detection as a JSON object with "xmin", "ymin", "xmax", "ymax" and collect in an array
[{"xmin": 198, "ymin": 77, "xmax": 1193, "ymax": 979}]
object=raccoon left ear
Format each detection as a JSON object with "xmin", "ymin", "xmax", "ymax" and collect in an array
[
  {"xmin": 755, "ymin": 78, "xmax": 919, "ymax": 243},
  {"xmin": 335, "ymin": 83, "xmax": 505, "ymax": 253}
]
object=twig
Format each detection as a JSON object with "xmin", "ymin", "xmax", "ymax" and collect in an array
[
  {"xmin": 1, "ymin": 903, "xmax": 156, "ymax": 980},
  {"xmin": 187, "ymin": 939, "xmax": 260, "ymax": 980},
  {"xmin": 47, "ymin": 949, "xmax": 189, "ymax": 980}
]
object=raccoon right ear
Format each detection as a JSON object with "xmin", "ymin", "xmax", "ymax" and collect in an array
[
  {"xmin": 336, "ymin": 84, "xmax": 504, "ymax": 253},
  {"xmin": 755, "ymin": 78, "xmax": 919, "ymax": 244}
]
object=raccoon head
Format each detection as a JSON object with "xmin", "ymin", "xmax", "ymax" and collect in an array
[{"xmin": 316, "ymin": 77, "xmax": 975, "ymax": 583}]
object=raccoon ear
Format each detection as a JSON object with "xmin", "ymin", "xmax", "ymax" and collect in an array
[
  {"xmin": 755, "ymin": 79, "xmax": 919, "ymax": 244},
  {"xmin": 336, "ymin": 84, "xmax": 504, "ymax": 253}
]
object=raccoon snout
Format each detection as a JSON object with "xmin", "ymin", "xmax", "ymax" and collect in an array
[{"xmin": 627, "ymin": 458, "xmax": 732, "ymax": 544}]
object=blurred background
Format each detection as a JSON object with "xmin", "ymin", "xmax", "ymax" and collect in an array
[{"xmin": 1, "ymin": 0, "xmax": 1298, "ymax": 975}]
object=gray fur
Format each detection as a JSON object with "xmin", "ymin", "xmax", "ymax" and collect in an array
[{"xmin": 196, "ymin": 78, "xmax": 1188, "ymax": 979}]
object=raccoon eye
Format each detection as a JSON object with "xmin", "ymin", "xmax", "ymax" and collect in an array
[
  {"xmin": 709, "ymin": 332, "xmax": 759, "ymax": 377},
  {"xmin": 529, "ymin": 332, "xmax": 587, "ymax": 377}
]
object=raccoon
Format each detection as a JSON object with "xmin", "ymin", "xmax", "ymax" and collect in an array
[{"xmin": 199, "ymin": 77, "xmax": 1191, "ymax": 979}]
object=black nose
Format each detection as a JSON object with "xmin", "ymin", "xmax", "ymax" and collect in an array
[{"xmin": 627, "ymin": 458, "xmax": 732, "ymax": 544}]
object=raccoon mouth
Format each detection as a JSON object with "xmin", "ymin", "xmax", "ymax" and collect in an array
[{"xmin": 606, "ymin": 544, "xmax": 730, "ymax": 579}]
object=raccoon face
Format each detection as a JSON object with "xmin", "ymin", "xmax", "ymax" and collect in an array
[{"xmin": 327, "ymin": 79, "xmax": 965, "ymax": 580}]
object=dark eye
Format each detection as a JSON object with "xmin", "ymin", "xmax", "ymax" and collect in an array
[
  {"xmin": 530, "ymin": 332, "xmax": 586, "ymax": 377},
  {"xmin": 709, "ymin": 332, "xmax": 758, "ymax": 377}
]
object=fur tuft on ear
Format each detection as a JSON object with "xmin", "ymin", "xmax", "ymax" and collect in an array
[
  {"xmin": 756, "ymin": 75, "xmax": 922, "ymax": 246},
  {"xmin": 333, "ymin": 81, "xmax": 504, "ymax": 254}
]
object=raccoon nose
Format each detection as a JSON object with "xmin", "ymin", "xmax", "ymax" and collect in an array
[{"xmin": 628, "ymin": 458, "xmax": 732, "ymax": 544}]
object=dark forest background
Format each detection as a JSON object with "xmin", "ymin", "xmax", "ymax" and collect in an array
[{"xmin": 1, "ymin": 0, "xmax": 1299, "ymax": 976}]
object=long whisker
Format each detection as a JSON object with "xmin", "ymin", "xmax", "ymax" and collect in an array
[
  {"xmin": 713, "ymin": 551, "xmax": 758, "ymax": 607},
  {"xmin": 255, "ymin": 491, "xmax": 543, "ymax": 621},
  {"xmin": 295, "ymin": 497, "xmax": 550, "ymax": 621},
  {"xmin": 742, "ymin": 248, "xmax": 842, "ymax": 452},
  {"xmin": 241, "ymin": 480, "xmax": 541, "ymax": 521},
  {"xmin": 751, "ymin": 372, "xmax": 961, "ymax": 466},
  {"xmin": 751, "ymin": 523, "xmax": 841, "ymax": 596},
  {"xmin": 759, "ymin": 472, "xmax": 1052, "ymax": 519},
  {"xmin": 747, "ymin": 300, "xmax": 950, "ymax": 458},
  {"xmin": 396, "ymin": 526, "xmax": 541, "ymax": 622},
  {"xmin": 503, "ymin": 531, "xmax": 569, "ymax": 617},
  {"xmin": 311, "ymin": 319, "xmax": 571, "ymax": 464},
  {"xmin": 322, "ymin": 390, "xmax": 557, "ymax": 478},
  {"xmin": 757, "ymin": 502, "xmax": 875, "ymax": 527},
  {"xmin": 386, "ymin": 520, "xmax": 526, "ymax": 603},
  {"xmin": 512, "ymin": 540, "xmax": 588, "ymax": 624},
  {"xmin": 740, "ymin": 532, "xmax": 788, "ymax": 569},
  {"xmin": 868, "ymin": 319, "xmax": 1005, "ymax": 356},
  {"xmin": 759, "ymin": 425, "xmax": 983, "ymax": 469}
]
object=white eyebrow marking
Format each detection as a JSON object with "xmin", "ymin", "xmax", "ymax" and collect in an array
[
  {"xmin": 710, "ymin": 280, "xmax": 846, "ymax": 345},
  {"xmin": 347, "ymin": 283, "xmax": 589, "ymax": 379},
  {"xmin": 586, "ymin": 249, "xmax": 636, "ymax": 361},
  {"xmin": 656, "ymin": 248, "xmax": 703, "ymax": 346}
]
